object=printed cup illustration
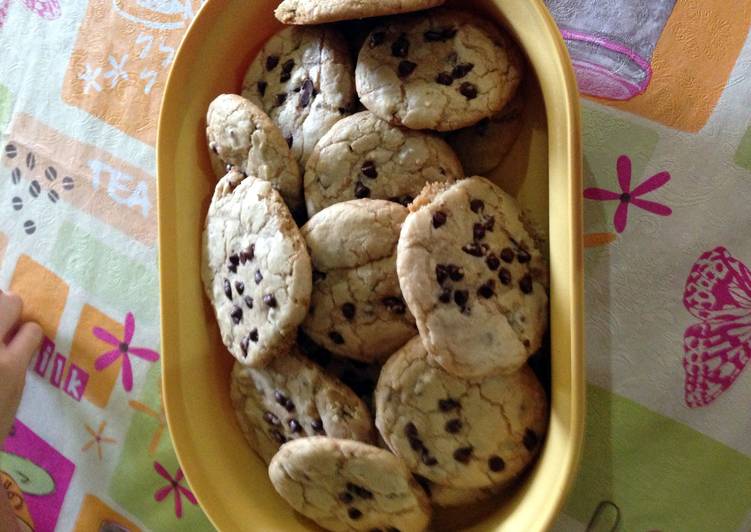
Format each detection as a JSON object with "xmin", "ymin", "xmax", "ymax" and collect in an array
[{"xmin": 545, "ymin": 0, "xmax": 676, "ymax": 100}]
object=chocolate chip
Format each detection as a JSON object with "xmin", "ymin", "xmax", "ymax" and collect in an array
[
  {"xmin": 257, "ymin": 81, "xmax": 267, "ymax": 96},
  {"xmin": 235, "ymin": 281, "xmax": 245, "ymax": 295},
  {"xmin": 223, "ymin": 279, "xmax": 232, "ymax": 299},
  {"xmin": 486, "ymin": 253, "xmax": 500, "ymax": 270},
  {"xmin": 447, "ymin": 264, "xmax": 464, "ymax": 281},
  {"xmin": 421, "ymin": 452, "xmax": 438, "ymax": 466},
  {"xmin": 348, "ymin": 483, "xmax": 373, "ymax": 499},
  {"xmin": 404, "ymin": 422, "xmax": 418, "ymax": 438},
  {"xmin": 489, "ymin": 455, "xmax": 506, "ymax": 472},
  {"xmin": 499, "ymin": 267, "xmax": 512, "ymax": 285},
  {"xmin": 299, "ymin": 78, "xmax": 314, "ymax": 107},
  {"xmin": 244, "ymin": 296, "xmax": 254, "ymax": 309},
  {"xmin": 387, "ymin": 528, "xmax": 402, "ymax": 532},
  {"xmin": 255, "ymin": 270, "xmax": 263, "ymax": 284},
  {"xmin": 281, "ymin": 59, "xmax": 294, "ymax": 74},
  {"xmin": 311, "ymin": 418, "xmax": 325, "ymax": 434},
  {"xmin": 414, "ymin": 475, "xmax": 432, "ymax": 496},
  {"xmin": 432, "ymin": 211, "xmax": 447, "ymax": 228},
  {"xmin": 354, "ymin": 181, "xmax": 370, "ymax": 198},
  {"xmin": 408, "ymin": 435, "xmax": 423, "ymax": 451},
  {"xmin": 453, "ymin": 446, "xmax": 473, "ymax": 463},
  {"xmin": 369, "ymin": 31, "xmax": 386, "ymax": 48},
  {"xmin": 270, "ymin": 429, "xmax": 287, "ymax": 444},
  {"xmin": 361, "ymin": 160, "xmax": 377, "ymax": 179},
  {"xmin": 444, "ymin": 419, "xmax": 462, "ymax": 433},
  {"xmin": 263, "ymin": 411, "xmax": 280, "ymax": 426},
  {"xmin": 329, "ymin": 331, "xmax": 344, "ymax": 344},
  {"xmin": 240, "ymin": 244, "xmax": 255, "ymax": 263},
  {"xmin": 453, "ymin": 289, "xmax": 468, "ymax": 307},
  {"xmin": 313, "ymin": 270, "xmax": 326, "ymax": 282},
  {"xmin": 424, "ymin": 27, "xmax": 456, "ymax": 42},
  {"xmin": 500, "ymin": 247, "xmax": 515, "ymax": 263},
  {"xmin": 240, "ymin": 335, "xmax": 249, "ymax": 356},
  {"xmin": 231, "ymin": 306, "xmax": 243, "ymax": 324},
  {"xmin": 276, "ymin": 93, "xmax": 287, "ymax": 106},
  {"xmin": 451, "ymin": 62, "xmax": 474, "ymax": 79},
  {"xmin": 389, "ymin": 194, "xmax": 413, "ymax": 207},
  {"xmin": 280, "ymin": 72, "xmax": 290, "ymax": 82},
  {"xmin": 339, "ymin": 492, "xmax": 353, "ymax": 503},
  {"xmin": 439, "ymin": 398, "xmax": 460, "ymax": 411},
  {"xmin": 435, "ymin": 264, "xmax": 449, "ymax": 284},
  {"xmin": 470, "ymin": 199, "xmax": 484, "ymax": 212},
  {"xmin": 435, "ymin": 72, "xmax": 453, "ymax": 85},
  {"xmin": 229, "ymin": 254, "xmax": 240, "ymax": 266},
  {"xmin": 391, "ymin": 33, "xmax": 409, "ymax": 57},
  {"xmin": 438, "ymin": 288, "xmax": 452, "ymax": 303},
  {"xmin": 382, "ymin": 296, "xmax": 406, "ymax": 314},
  {"xmin": 523, "ymin": 339, "xmax": 530, "ymax": 347},
  {"xmin": 288, "ymin": 418, "xmax": 302, "ymax": 433},
  {"xmin": 459, "ymin": 82, "xmax": 478, "ymax": 99},
  {"xmin": 484, "ymin": 216, "xmax": 495, "ymax": 231},
  {"xmin": 523, "ymin": 429, "xmax": 539, "ymax": 451},
  {"xmin": 519, "ymin": 274, "xmax": 533, "ymax": 294},
  {"xmin": 274, "ymin": 390, "xmax": 288, "ymax": 407},
  {"xmin": 478, "ymin": 280, "xmax": 495, "ymax": 299},
  {"xmin": 228, "ymin": 263, "xmax": 237, "ymax": 273},
  {"xmin": 342, "ymin": 302, "xmax": 356, "ymax": 320},
  {"xmin": 266, "ymin": 55, "xmax": 279, "ymax": 71},
  {"xmin": 462, "ymin": 243, "xmax": 485, "ymax": 257},
  {"xmin": 517, "ymin": 249, "xmax": 531, "ymax": 263},
  {"xmin": 398, "ymin": 60, "xmax": 417, "ymax": 77},
  {"xmin": 473, "ymin": 222, "xmax": 486, "ymax": 241},
  {"xmin": 249, "ymin": 328, "xmax": 259, "ymax": 342},
  {"xmin": 348, "ymin": 508, "xmax": 362, "ymax": 520},
  {"xmin": 264, "ymin": 294, "xmax": 277, "ymax": 307}
]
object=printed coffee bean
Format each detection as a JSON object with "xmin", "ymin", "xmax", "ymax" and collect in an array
[
  {"xmin": 23, "ymin": 220, "xmax": 36, "ymax": 235},
  {"xmin": 45, "ymin": 166, "xmax": 57, "ymax": 181},
  {"xmin": 391, "ymin": 33, "xmax": 409, "ymax": 57},
  {"xmin": 25, "ymin": 152, "xmax": 35, "ymax": 170},
  {"xmin": 11, "ymin": 168, "xmax": 21, "ymax": 184},
  {"xmin": 62, "ymin": 176, "xmax": 74, "ymax": 190},
  {"xmin": 47, "ymin": 190, "xmax": 59, "ymax": 203},
  {"xmin": 11, "ymin": 197, "xmax": 22, "ymax": 211},
  {"xmin": 29, "ymin": 180, "xmax": 41, "ymax": 198},
  {"xmin": 4, "ymin": 144, "xmax": 17, "ymax": 159}
]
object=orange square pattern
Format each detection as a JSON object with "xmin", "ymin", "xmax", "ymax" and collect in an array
[
  {"xmin": 73, "ymin": 493, "xmax": 141, "ymax": 532},
  {"xmin": 9, "ymin": 254, "xmax": 69, "ymax": 339}
]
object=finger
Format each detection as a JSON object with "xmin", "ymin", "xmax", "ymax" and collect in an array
[
  {"xmin": 0, "ymin": 292, "xmax": 22, "ymax": 340},
  {"xmin": 6, "ymin": 321, "xmax": 42, "ymax": 371}
]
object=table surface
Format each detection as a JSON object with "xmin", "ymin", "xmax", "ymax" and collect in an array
[{"xmin": 0, "ymin": 1, "xmax": 749, "ymax": 531}]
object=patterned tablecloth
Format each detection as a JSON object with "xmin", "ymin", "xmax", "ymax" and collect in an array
[{"xmin": 0, "ymin": 1, "xmax": 749, "ymax": 530}]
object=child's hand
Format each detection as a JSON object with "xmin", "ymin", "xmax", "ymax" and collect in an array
[{"xmin": 0, "ymin": 292, "xmax": 42, "ymax": 445}]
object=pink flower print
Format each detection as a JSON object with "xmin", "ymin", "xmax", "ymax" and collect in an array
[
  {"xmin": 93, "ymin": 312, "xmax": 159, "ymax": 392},
  {"xmin": 153, "ymin": 462, "xmax": 198, "ymax": 518},
  {"xmin": 584, "ymin": 155, "xmax": 672, "ymax": 233},
  {"xmin": 682, "ymin": 247, "xmax": 751, "ymax": 407},
  {"xmin": 0, "ymin": 0, "xmax": 61, "ymax": 28}
]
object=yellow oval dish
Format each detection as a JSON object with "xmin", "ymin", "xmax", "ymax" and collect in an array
[{"xmin": 157, "ymin": 0, "xmax": 584, "ymax": 530}]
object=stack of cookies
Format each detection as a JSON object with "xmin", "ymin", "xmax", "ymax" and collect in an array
[{"xmin": 201, "ymin": 1, "xmax": 548, "ymax": 530}]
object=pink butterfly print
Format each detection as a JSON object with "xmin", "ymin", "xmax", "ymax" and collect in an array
[
  {"xmin": 0, "ymin": 0, "xmax": 61, "ymax": 28},
  {"xmin": 154, "ymin": 462, "xmax": 198, "ymax": 518},
  {"xmin": 584, "ymin": 155, "xmax": 672, "ymax": 233},
  {"xmin": 682, "ymin": 247, "xmax": 751, "ymax": 407},
  {"xmin": 93, "ymin": 312, "xmax": 159, "ymax": 393}
]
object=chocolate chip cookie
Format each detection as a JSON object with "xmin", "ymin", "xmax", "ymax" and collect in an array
[
  {"xmin": 241, "ymin": 26, "xmax": 356, "ymax": 170},
  {"xmin": 445, "ymin": 91, "xmax": 525, "ymax": 175},
  {"xmin": 202, "ymin": 171, "xmax": 312, "ymax": 366},
  {"xmin": 230, "ymin": 348, "xmax": 374, "ymax": 464},
  {"xmin": 397, "ymin": 176, "xmax": 548, "ymax": 378},
  {"xmin": 205, "ymin": 94, "xmax": 303, "ymax": 211},
  {"xmin": 375, "ymin": 337, "xmax": 547, "ymax": 489},
  {"xmin": 275, "ymin": 0, "xmax": 446, "ymax": 25},
  {"xmin": 303, "ymin": 110, "xmax": 463, "ymax": 217},
  {"xmin": 269, "ymin": 437, "xmax": 431, "ymax": 532},
  {"xmin": 355, "ymin": 9, "xmax": 522, "ymax": 131},
  {"xmin": 301, "ymin": 199, "xmax": 416, "ymax": 363}
]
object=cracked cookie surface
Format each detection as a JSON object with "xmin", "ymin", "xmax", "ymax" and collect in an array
[
  {"xmin": 445, "ymin": 91, "xmax": 524, "ymax": 176},
  {"xmin": 355, "ymin": 9, "xmax": 522, "ymax": 131},
  {"xmin": 269, "ymin": 437, "xmax": 431, "ymax": 532},
  {"xmin": 397, "ymin": 176, "xmax": 548, "ymax": 378},
  {"xmin": 304, "ymin": 110, "xmax": 463, "ymax": 217},
  {"xmin": 205, "ymin": 94, "xmax": 303, "ymax": 211},
  {"xmin": 275, "ymin": 0, "xmax": 446, "ymax": 25},
  {"xmin": 241, "ymin": 26, "xmax": 356, "ymax": 171},
  {"xmin": 375, "ymin": 336, "xmax": 547, "ymax": 489},
  {"xmin": 302, "ymin": 199, "xmax": 416, "ymax": 363},
  {"xmin": 202, "ymin": 171, "xmax": 312, "ymax": 366},
  {"xmin": 230, "ymin": 348, "xmax": 375, "ymax": 464}
]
